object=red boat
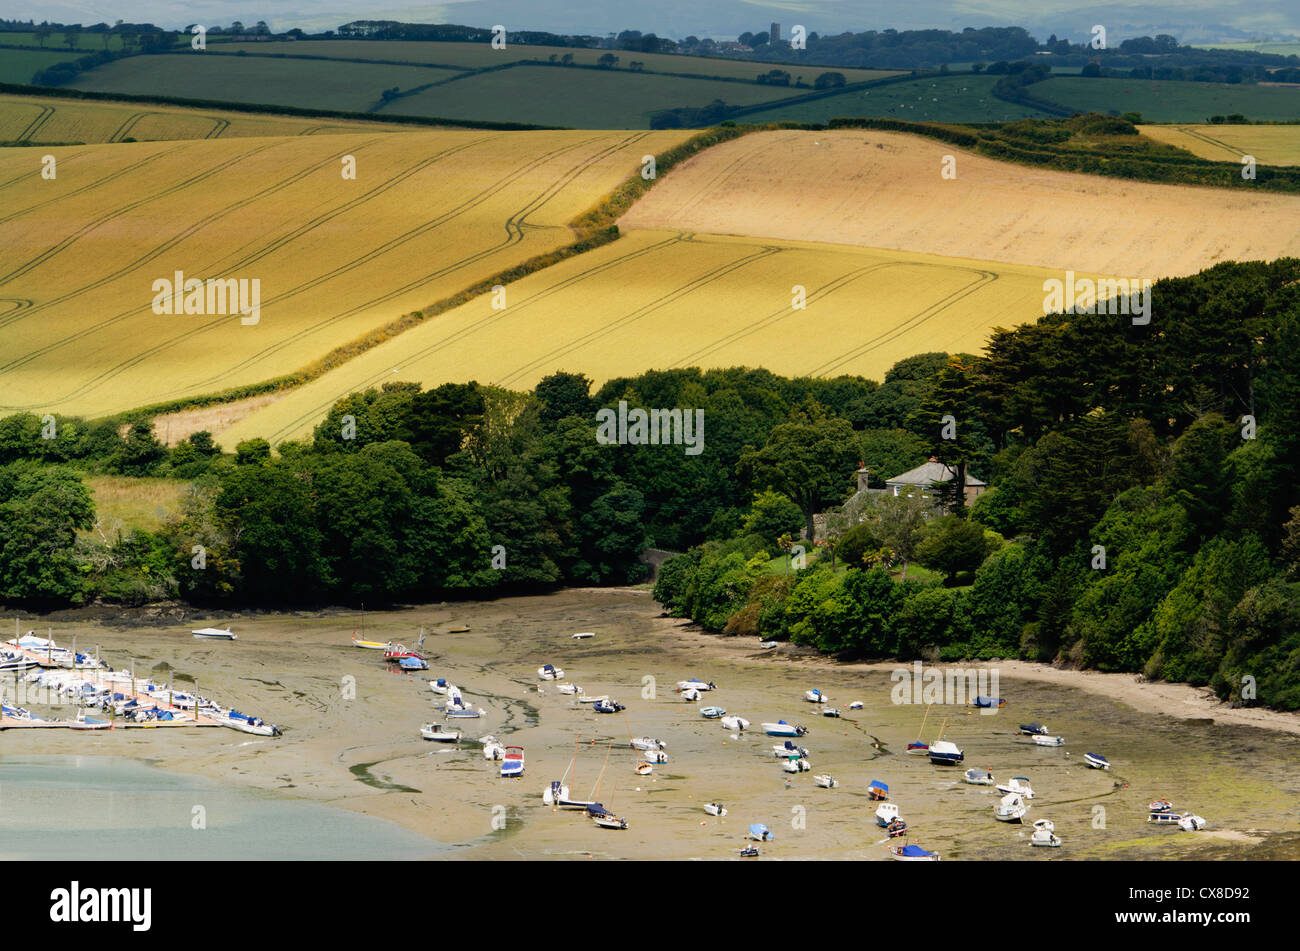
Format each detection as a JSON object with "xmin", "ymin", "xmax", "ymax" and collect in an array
[{"xmin": 383, "ymin": 644, "xmax": 423, "ymax": 661}]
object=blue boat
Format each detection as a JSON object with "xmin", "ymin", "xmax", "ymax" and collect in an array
[
  {"xmin": 868, "ymin": 780, "xmax": 889, "ymax": 801},
  {"xmin": 971, "ymin": 696, "xmax": 1006, "ymax": 708},
  {"xmin": 593, "ymin": 699, "xmax": 625, "ymax": 714},
  {"xmin": 927, "ymin": 740, "xmax": 964, "ymax": 766},
  {"xmin": 700, "ymin": 706, "xmax": 727, "ymax": 719},
  {"xmin": 1084, "ymin": 752, "xmax": 1110, "ymax": 770},
  {"xmin": 747, "ymin": 823, "xmax": 774, "ymax": 842},
  {"xmin": 890, "ymin": 843, "xmax": 940, "ymax": 861},
  {"xmin": 398, "ymin": 656, "xmax": 428, "ymax": 670}
]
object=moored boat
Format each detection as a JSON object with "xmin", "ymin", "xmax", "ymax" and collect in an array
[
  {"xmin": 1084, "ymin": 752, "xmax": 1110, "ymax": 770},
  {"xmin": 420, "ymin": 722, "xmax": 463, "ymax": 742},
  {"xmin": 781, "ymin": 756, "xmax": 811, "ymax": 773},
  {"xmin": 1033, "ymin": 734, "xmax": 1065, "ymax": 746},
  {"xmin": 762, "ymin": 720, "xmax": 808, "ymax": 737},
  {"xmin": 1178, "ymin": 814, "xmax": 1207, "ymax": 831},
  {"xmin": 221, "ymin": 710, "xmax": 281, "ymax": 736},
  {"xmin": 681, "ymin": 688, "xmax": 702, "ymax": 702},
  {"xmin": 629, "ymin": 737, "xmax": 665, "ymax": 751},
  {"xmin": 429, "ymin": 678, "xmax": 452, "ymax": 694},
  {"xmin": 585, "ymin": 802, "xmax": 627, "ymax": 829},
  {"xmin": 928, "ymin": 740, "xmax": 964, "ymax": 766},
  {"xmin": 875, "ymin": 802, "xmax": 901, "ymax": 827},
  {"xmin": 814, "ymin": 774, "xmax": 838, "ymax": 789},
  {"xmin": 677, "ymin": 679, "xmax": 715, "ymax": 692},
  {"xmin": 571, "ymin": 632, "xmax": 595, "ymax": 639},
  {"xmin": 964, "ymin": 767, "xmax": 996, "ymax": 785},
  {"xmin": 886, "ymin": 817, "xmax": 908, "ymax": 838},
  {"xmin": 481, "ymin": 736, "xmax": 506, "ymax": 760},
  {"xmin": 69, "ymin": 711, "xmax": 111, "ymax": 731},
  {"xmin": 192, "ymin": 627, "xmax": 237, "ymax": 640},
  {"xmin": 501, "ymin": 746, "xmax": 525, "ymax": 778},
  {"xmin": 971, "ymin": 695, "xmax": 1005, "ymax": 708},
  {"xmin": 704, "ymin": 802, "xmax": 727, "ymax": 817},
  {"xmin": 556, "ymin": 683, "xmax": 582, "ymax": 695},
  {"xmin": 700, "ymin": 706, "xmax": 727, "ymax": 719},
  {"xmin": 351, "ymin": 637, "xmax": 392, "ymax": 650},
  {"xmin": 994, "ymin": 793, "xmax": 1028, "ymax": 823},
  {"xmin": 747, "ymin": 823, "xmax": 774, "ymax": 842},
  {"xmin": 593, "ymin": 699, "xmax": 625, "ymax": 714},
  {"xmin": 890, "ymin": 844, "xmax": 940, "ymax": 861},
  {"xmin": 641, "ymin": 749, "xmax": 668, "ymax": 764},
  {"xmin": 1030, "ymin": 818, "xmax": 1062, "ymax": 847},
  {"xmin": 1018, "ymin": 722, "xmax": 1049, "ymax": 736},
  {"xmin": 804, "ymin": 688, "xmax": 828, "ymax": 703},
  {"xmin": 398, "ymin": 656, "xmax": 428, "ymax": 671},
  {"xmin": 720, "ymin": 715, "xmax": 749, "ymax": 731},
  {"xmin": 772, "ymin": 741, "xmax": 810, "ymax": 758},
  {"xmin": 868, "ymin": 780, "xmax": 889, "ymax": 801},
  {"xmin": 537, "ymin": 664, "xmax": 565, "ymax": 681},
  {"xmin": 995, "ymin": 777, "xmax": 1035, "ymax": 800}
]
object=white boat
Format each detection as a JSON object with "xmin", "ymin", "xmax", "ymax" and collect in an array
[
  {"xmin": 221, "ymin": 710, "xmax": 281, "ymax": 736},
  {"xmin": 821, "ymin": 707, "xmax": 840, "ymax": 718},
  {"xmin": 501, "ymin": 746, "xmax": 525, "ymax": 778},
  {"xmin": 1084, "ymin": 752, "xmax": 1110, "ymax": 770},
  {"xmin": 351, "ymin": 637, "xmax": 392, "ymax": 650},
  {"xmin": 762, "ymin": 720, "xmax": 808, "ymax": 737},
  {"xmin": 704, "ymin": 802, "xmax": 727, "ymax": 817},
  {"xmin": 1033, "ymin": 734, "xmax": 1065, "ymax": 747},
  {"xmin": 759, "ymin": 641, "xmax": 778, "ymax": 649},
  {"xmin": 481, "ymin": 736, "xmax": 506, "ymax": 760},
  {"xmin": 590, "ymin": 811, "xmax": 628, "ymax": 830},
  {"xmin": 995, "ymin": 777, "xmax": 1035, "ymax": 800},
  {"xmin": 747, "ymin": 823, "xmax": 774, "ymax": 842},
  {"xmin": 804, "ymin": 689, "xmax": 828, "ymax": 703},
  {"xmin": 681, "ymin": 688, "xmax": 702, "ymax": 702},
  {"xmin": 538, "ymin": 664, "xmax": 565, "ymax": 680},
  {"xmin": 634, "ymin": 762, "xmax": 654, "ymax": 775},
  {"xmin": 875, "ymin": 803, "xmax": 901, "ymax": 827},
  {"xmin": 1178, "ymin": 814, "xmax": 1207, "ymax": 831},
  {"xmin": 629, "ymin": 737, "xmax": 666, "ymax": 751},
  {"xmin": 848, "ymin": 701, "xmax": 864, "ymax": 710},
  {"xmin": 781, "ymin": 757, "xmax": 811, "ymax": 773},
  {"xmin": 964, "ymin": 768, "xmax": 996, "ymax": 785},
  {"xmin": 69, "ymin": 711, "xmax": 111, "ymax": 731},
  {"xmin": 772, "ymin": 741, "xmax": 809, "ymax": 758},
  {"xmin": 995, "ymin": 793, "xmax": 1029, "ymax": 823},
  {"xmin": 814, "ymin": 774, "xmax": 838, "ymax": 789},
  {"xmin": 421, "ymin": 723, "xmax": 463, "ymax": 742},
  {"xmin": 556, "ymin": 683, "xmax": 582, "ymax": 695},
  {"xmin": 676, "ymin": 679, "xmax": 715, "ymax": 692},
  {"xmin": 927, "ymin": 739, "xmax": 964, "ymax": 766},
  {"xmin": 571, "ymin": 632, "xmax": 595, "ymax": 639},
  {"xmin": 429, "ymin": 678, "xmax": 452, "ymax": 695},
  {"xmin": 192, "ymin": 627, "xmax": 236, "ymax": 640},
  {"xmin": 576, "ymin": 695, "xmax": 609, "ymax": 705},
  {"xmin": 700, "ymin": 706, "xmax": 726, "ymax": 719},
  {"xmin": 642, "ymin": 749, "xmax": 668, "ymax": 764},
  {"xmin": 1030, "ymin": 819, "xmax": 1062, "ymax": 847},
  {"xmin": 720, "ymin": 715, "xmax": 749, "ymax": 731},
  {"xmin": 890, "ymin": 844, "xmax": 940, "ymax": 861},
  {"xmin": 543, "ymin": 782, "xmax": 571, "ymax": 806}
]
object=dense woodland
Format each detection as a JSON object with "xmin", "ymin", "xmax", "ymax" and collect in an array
[{"xmin": 1, "ymin": 259, "xmax": 1298, "ymax": 709}]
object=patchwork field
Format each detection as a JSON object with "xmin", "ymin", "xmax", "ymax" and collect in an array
[
  {"xmin": 1034, "ymin": 76, "xmax": 1300, "ymax": 121},
  {"xmin": 215, "ymin": 39, "xmax": 900, "ymax": 84},
  {"xmin": 215, "ymin": 229, "xmax": 1078, "ymax": 446},
  {"xmin": 618, "ymin": 128, "xmax": 1300, "ymax": 277},
  {"xmin": 738, "ymin": 74, "xmax": 1058, "ymax": 123},
  {"xmin": 0, "ymin": 48, "xmax": 83, "ymax": 84},
  {"xmin": 1140, "ymin": 123, "xmax": 1300, "ymax": 165},
  {"xmin": 0, "ymin": 128, "xmax": 690, "ymax": 418},
  {"xmin": 0, "ymin": 93, "xmax": 424, "ymax": 144}
]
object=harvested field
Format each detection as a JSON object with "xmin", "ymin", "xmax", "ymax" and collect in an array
[
  {"xmin": 617, "ymin": 128, "xmax": 1300, "ymax": 276},
  {"xmin": 1140, "ymin": 123, "xmax": 1300, "ymax": 166}
]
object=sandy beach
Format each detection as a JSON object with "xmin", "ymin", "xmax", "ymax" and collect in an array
[{"xmin": 3, "ymin": 588, "xmax": 1297, "ymax": 860}]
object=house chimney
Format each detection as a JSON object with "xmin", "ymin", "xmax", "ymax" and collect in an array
[{"xmin": 856, "ymin": 462, "xmax": 870, "ymax": 491}]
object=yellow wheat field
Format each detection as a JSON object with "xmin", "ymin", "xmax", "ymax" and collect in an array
[
  {"xmin": 1139, "ymin": 123, "xmax": 1300, "ymax": 166},
  {"xmin": 618, "ymin": 128, "xmax": 1300, "ymax": 277},
  {"xmin": 217, "ymin": 229, "xmax": 1096, "ymax": 447},
  {"xmin": 0, "ymin": 128, "xmax": 690, "ymax": 418},
  {"xmin": 0, "ymin": 92, "xmax": 424, "ymax": 144}
]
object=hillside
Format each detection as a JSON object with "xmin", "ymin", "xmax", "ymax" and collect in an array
[{"xmin": 618, "ymin": 127, "xmax": 1300, "ymax": 276}]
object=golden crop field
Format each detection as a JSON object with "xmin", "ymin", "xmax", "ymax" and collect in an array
[
  {"xmin": 0, "ymin": 92, "xmax": 425, "ymax": 144},
  {"xmin": 1139, "ymin": 123, "xmax": 1300, "ymax": 166},
  {"xmin": 216, "ymin": 229, "xmax": 1080, "ymax": 447},
  {"xmin": 0, "ymin": 128, "xmax": 691, "ymax": 419},
  {"xmin": 618, "ymin": 128, "xmax": 1300, "ymax": 277}
]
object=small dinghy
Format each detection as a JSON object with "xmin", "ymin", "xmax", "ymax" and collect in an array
[
  {"xmin": 1030, "ymin": 818, "xmax": 1062, "ymax": 847},
  {"xmin": 762, "ymin": 720, "xmax": 808, "ymax": 737},
  {"xmin": 576, "ymin": 694, "xmax": 609, "ymax": 705},
  {"xmin": 1033, "ymin": 734, "xmax": 1065, "ymax": 746},
  {"xmin": 481, "ymin": 736, "xmax": 506, "ymax": 760},
  {"xmin": 875, "ymin": 803, "xmax": 901, "ymax": 827},
  {"xmin": 971, "ymin": 695, "xmax": 1005, "ymax": 708},
  {"xmin": 593, "ymin": 699, "xmax": 625, "ymax": 714},
  {"xmin": 629, "ymin": 737, "xmax": 665, "ymax": 751},
  {"xmin": 868, "ymin": 780, "xmax": 889, "ymax": 801},
  {"xmin": 221, "ymin": 710, "xmax": 281, "ymax": 736},
  {"xmin": 886, "ymin": 818, "xmax": 908, "ymax": 838},
  {"xmin": 677, "ymin": 679, "xmax": 715, "ymax": 692},
  {"xmin": 758, "ymin": 641, "xmax": 778, "ymax": 650},
  {"xmin": 822, "ymin": 707, "xmax": 841, "ymax": 718},
  {"xmin": 538, "ymin": 664, "xmax": 565, "ymax": 681},
  {"xmin": 192, "ymin": 627, "xmax": 237, "ymax": 641},
  {"xmin": 964, "ymin": 767, "xmax": 996, "ymax": 786},
  {"xmin": 429, "ymin": 678, "xmax": 452, "ymax": 695},
  {"xmin": 1148, "ymin": 800, "xmax": 1181, "ymax": 824},
  {"xmin": 814, "ymin": 774, "xmax": 838, "ymax": 789},
  {"xmin": 1178, "ymin": 814, "xmax": 1207, "ymax": 831},
  {"xmin": 704, "ymin": 802, "xmax": 727, "ymax": 817},
  {"xmin": 571, "ymin": 632, "xmax": 595, "ymax": 639},
  {"xmin": 781, "ymin": 757, "xmax": 812, "ymax": 773},
  {"xmin": 804, "ymin": 688, "xmax": 828, "ymax": 703},
  {"xmin": 890, "ymin": 844, "xmax": 940, "ymax": 862},
  {"xmin": 1084, "ymin": 752, "xmax": 1110, "ymax": 770},
  {"xmin": 1149, "ymin": 798, "xmax": 1174, "ymax": 813},
  {"xmin": 720, "ymin": 715, "xmax": 750, "ymax": 732},
  {"xmin": 420, "ymin": 723, "xmax": 463, "ymax": 742},
  {"xmin": 995, "ymin": 793, "xmax": 1029, "ymax": 823},
  {"xmin": 700, "ymin": 706, "xmax": 727, "ymax": 719},
  {"xmin": 556, "ymin": 683, "xmax": 582, "ymax": 695},
  {"xmin": 681, "ymin": 688, "xmax": 702, "ymax": 702},
  {"xmin": 848, "ymin": 701, "xmax": 864, "ymax": 710},
  {"xmin": 1018, "ymin": 722, "xmax": 1049, "ymax": 736},
  {"xmin": 634, "ymin": 762, "xmax": 654, "ymax": 775},
  {"xmin": 69, "ymin": 711, "xmax": 111, "ymax": 731},
  {"xmin": 501, "ymin": 746, "xmax": 525, "ymax": 778},
  {"xmin": 995, "ymin": 776, "xmax": 1035, "ymax": 800},
  {"xmin": 747, "ymin": 823, "xmax": 775, "ymax": 842},
  {"xmin": 739, "ymin": 846, "xmax": 761, "ymax": 857},
  {"xmin": 772, "ymin": 740, "xmax": 810, "ymax": 758},
  {"xmin": 399, "ymin": 655, "xmax": 429, "ymax": 671},
  {"xmin": 642, "ymin": 749, "xmax": 668, "ymax": 764}
]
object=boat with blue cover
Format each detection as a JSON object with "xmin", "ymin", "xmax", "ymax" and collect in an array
[
  {"xmin": 1084, "ymin": 752, "xmax": 1110, "ymax": 770},
  {"xmin": 762, "ymin": 720, "xmax": 808, "ymax": 737},
  {"xmin": 501, "ymin": 746, "xmax": 525, "ymax": 778},
  {"xmin": 747, "ymin": 823, "xmax": 774, "ymax": 842},
  {"xmin": 868, "ymin": 780, "xmax": 889, "ymax": 801},
  {"xmin": 971, "ymin": 695, "xmax": 1005, "ymax": 708},
  {"xmin": 890, "ymin": 844, "xmax": 940, "ymax": 862},
  {"xmin": 700, "ymin": 706, "xmax": 726, "ymax": 719}
]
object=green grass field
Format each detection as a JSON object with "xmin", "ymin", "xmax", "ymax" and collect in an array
[
  {"xmin": 0, "ymin": 48, "xmax": 85, "ymax": 84},
  {"xmin": 1035, "ymin": 76, "xmax": 1300, "ymax": 121},
  {"xmin": 0, "ymin": 31, "xmax": 135, "ymax": 51},
  {"xmin": 215, "ymin": 39, "xmax": 898, "ymax": 85},
  {"xmin": 1191, "ymin": 41, "xmax": 1300, "ymax": 55},
  {"xmin": 66, "ymin": 54, "xmax": 451, "ymax": 115},
  {"xmin": 738, "ymin": 74, "xmax": 1059, "ymax": 124},
  {"xmin": 373, "ymin": 64, "xmax": 807, "ymax": 127}
]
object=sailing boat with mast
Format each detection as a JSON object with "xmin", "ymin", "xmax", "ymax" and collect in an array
[
  {"xmin": 584, "ymin": 742, "xmax": 628, "ymax": 829},
  {"xmin": 907, "ymin": 703, "xmax": 933, "ymax": 755},
  {"xmin": 543, "ymin": 737, "xmax": 598, "ymax": 810},
  {"xmin": 350, "ymin": 604, "xmax": 392, "ymax": 651},
  {"xmin": 927, "ymin": 717, "xmax": 964, "ymax": 766}
]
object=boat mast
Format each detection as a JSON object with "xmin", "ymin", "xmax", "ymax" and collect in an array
[
  {"xmin": 591, "ymin": 742, "xmax": 613, "ymax": 801},
  {"xmin": 915, "ymin": 702, "xmax": 932, "ymax": 742}
]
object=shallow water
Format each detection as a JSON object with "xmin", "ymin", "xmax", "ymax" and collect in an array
[{"xmin": 0, "ymin": 755, "xmax": 443, "ymax": 860}]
